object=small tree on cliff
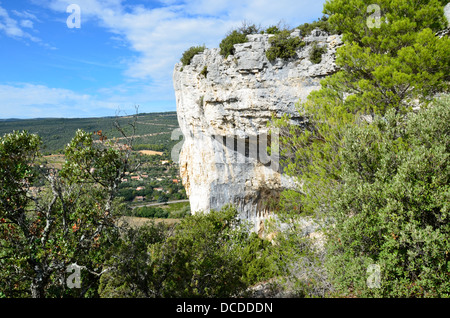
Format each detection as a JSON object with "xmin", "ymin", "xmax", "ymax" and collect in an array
[
  {"xmin": 0, "ymin": 129, "xmax": 132, "ymax": 297},
  {"xmin": 220, "ymin": 22, "xmax": 261, "ymax": 58}
]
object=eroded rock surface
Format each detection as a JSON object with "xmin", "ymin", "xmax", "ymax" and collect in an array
[{"xmin": 173, "ymin": 30, "xmax": 342, "ymax": 231}]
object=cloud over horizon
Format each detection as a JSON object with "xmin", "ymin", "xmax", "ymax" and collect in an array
[{"xmin": 0, "ymin": 0, "xmax": 325, "ymax": 118}]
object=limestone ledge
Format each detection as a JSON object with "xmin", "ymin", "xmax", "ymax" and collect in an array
[{"xmin": 173, "ymin": 29, "xmax": 342, "ymax": 231}]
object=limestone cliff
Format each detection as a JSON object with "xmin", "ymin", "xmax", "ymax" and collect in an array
[{"xmin": 173, "ymin": 29, "xmax": 342, "ymax": 231}]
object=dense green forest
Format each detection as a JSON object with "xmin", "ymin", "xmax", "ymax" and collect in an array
[
  {"xmin": 1, "ymin": 0, "xmax": 449, "ymax": 299},
  {"xmin": 0, "ymin": 111, "xmax": 188, "ymax": 211},
  {"xmin": 0, "ymin": 111, "xmax": 179, "ymax": 155}
]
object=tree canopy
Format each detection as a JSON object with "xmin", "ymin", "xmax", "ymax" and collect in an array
[
  {"xmin": 272, "ymin": 0, "xmax": 450, "ymax": 297},
  {"xmin": 0, "ymin": 130, "xmax": 131, "ymax": 297}
]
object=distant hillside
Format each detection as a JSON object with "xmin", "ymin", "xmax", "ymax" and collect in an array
[{"xmin": 0, "ymin": 112, "xmax": 180, "ymax": 155}]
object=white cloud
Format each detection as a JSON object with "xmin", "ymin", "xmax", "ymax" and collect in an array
[
  {"xmin": 0, "ymin": 83, "xmax": 126, "ymax": 118},
  {"xmin": 11, "ymin": 9, "xmax": 40, "ymax": 21},
  {"xmin": 20, "ymin": 19, "xmax": 34, "ymax": 28},
  {"xmin": 0, "ymin": 80, "xmax": 179, "ymax": 118},
  {"xmin": 0, "ymin": 5, "xmax": 44, "ymax": 43},
  {"xmin": 41, "ymin": 0, "xmax": 325, "ymax": 82},
  {"xmin": 2, "ymin": 1, "xmax": 326, "ymax": 118}
]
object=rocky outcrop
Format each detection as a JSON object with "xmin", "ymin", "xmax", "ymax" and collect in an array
[
  {"xmin": 437, "ymin": 3, "xmax": 450, "ymax": 38},
  {"xmin": 173, "ymin": 30, "xmax": 342, "ymax": 231}
]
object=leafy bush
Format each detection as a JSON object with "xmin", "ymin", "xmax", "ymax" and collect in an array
[
  {"xmin": 326, "ymin": 96, "xmax": 450, "ymax": 297},
  {"xmin": 200, "ymin": 65, "xmax": 208, "ymax": 78},
  {"xmin": 180, "ymin": 45, "xmax": 206, "ymax": 66},
  {"xmin": 98, "ymin": 221, "xmax": 170, "ymax": 298},
  {"xmin": 269, "ymin": 216, "xmax": 334, "ymax": 297},
  {"xmin": 309, "ymin": 42, "xmax": 327, "ymax": 64},
  {"xmin": 154, "ymin": 208, "xmax": 169, "ymax": 218},
  {"xmin": 166, "ymin": 202, "xmax": 191, "ymax": 218},
  {"xmin": 99, "ymin": 205, "xmax": 279, "ymax": 298},
  {"xmin": 0, "ymin": 129, "xmax": 130, "ymax": 298},
  {"xmin": 219, "ymin": 23, "xmax": 261, "ymax": 58},
  {"xmin": 272, "ymin": 0, "xmax": 450, "ymax": 298},
  {"xmin": 118, "ymin": 188, "xmax": 135, "ymax": 202},
  {"xmin": 133, "ymin": 206, "xmax": 168, "ymax": 218},
  {"xmin": 296, "ymin": 15, "xmax": 335, "ymax": 36},
  {"xmin": 219, "ymin": 30, "xmax": 248, "ymax": 58},
  {"xmin": 264, "ymin": 25, "xmax": 282, "ymax": 35},
  {"xmin": 266, "ymin": 30, "xmax": 305, "ymax": 61}
]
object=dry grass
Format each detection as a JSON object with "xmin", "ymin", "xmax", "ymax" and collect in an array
[
  {"xmin": 42, "ymin": 154, "xmax": 65, "ymax": 169},
  {"xmin": 138, "ymin": 150, "xmax": 164, "ymax": 156},
  {"xmin": 119, "ymin": 216, "xmax": 180, "ymax": 228}
]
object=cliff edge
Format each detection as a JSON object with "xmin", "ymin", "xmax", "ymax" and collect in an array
[{"xmin": 173, "ymin": 29, "xmax": 342, "ymax": 231}]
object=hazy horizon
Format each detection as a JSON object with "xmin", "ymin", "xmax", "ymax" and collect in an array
[{"xmin": 0, "ymin": 109, "xmax": 177, "ymax": 121}]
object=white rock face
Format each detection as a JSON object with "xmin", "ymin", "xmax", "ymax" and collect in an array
[
  {"xmin": 445, "ymin": 3, "xmax": 450, "ymax": 25},
  {"xmin": 173, "ymin": 31, "xmax": 342, "ymax": 231}
]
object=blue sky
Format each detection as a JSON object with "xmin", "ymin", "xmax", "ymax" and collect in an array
[{"xmin": 0, "ymin": 0, "xmax": 326, "ymax": 119}]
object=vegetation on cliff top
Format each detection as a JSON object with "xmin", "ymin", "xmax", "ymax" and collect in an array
[
  {"xmin": 296, "ymin": 15, "xmax": 336, "ymax": 36},
  {"xmin": 265, "ymin": 29, "xmax": 306, "ymax": 61},
  {"xmin": 219, "ymin": 22, "xmax": 261, "ymax": 58},
  {"xmin": 181, "ymin": 45, "xmax": 206, "ymax": 66}
]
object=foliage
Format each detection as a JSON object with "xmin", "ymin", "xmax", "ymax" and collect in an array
[
  {"xmin": 155, "ymin": 201, "xmax": 191, "ymax": 219},
  {"xmin": 0, "ymin": 129, "xmax": 130, "ymax": 298},
  {"xmin": 267, "ymin": 216, "xmax": 334, "ymax": 297},
  {"xmin": 296, "ymin": 15, "xmax": 335, "ymax": 36},
  {"xmin": 323, "ymin": 0, "xmax": 450, "ymax": 114},
  {"xmin": 272, "ymin": 0, "xmax": 450, "ymax": 297},
  {"xmin": 200, "ymin": 65, "xmax": 208, "ymax": 78},
  {"xmin": 309, "ymin": 42, "xmax": 327, "ymax": 64},
  {"xmin": 98, "ymin": 221, "xmax": 170, "ymax": 298},
  {"xmin": 99, "ymin": 205, "xmax": 279, "ymax": 298},
  {"xmin": 219, "ymin": 30, "xmax": 248, "ymax": 58},
  {"xmin": 273, "ymin": 0, "xmax": 450, "ymax": 217},
  {"xmin": 265, "ymin": 30, "xmax": 305, "ymax": 61},
  {"xmin": 239, "ymin": 232, "xmax": 279, "ymax": 287},
  {"xmin": 264, "ymin": 25, "xmax": 282, "ymax": 35},
  {"xmin": 0, "ymin": 112, "xmax": 179, "ymax": 155},
  {"xmin": 180, "ymin": 45, "xmax": 206, "ymax": 66},
  {"xmin": 219, "ymin": 22, "xmax": 261, "ymax": 58},
  {"xmin": 326, "ymin": 96, "xmax": 450, "ymax": 297},
  {"xmin": 133, "ymin": 206, "xmax": 169, "ymax": 218}
]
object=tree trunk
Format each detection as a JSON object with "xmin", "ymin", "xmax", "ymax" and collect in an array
[
  {"xmin": 30, "ymin": 269, "xmax": 48, "ymax": 298},
  {"xmin": 31, "ymin": 280, "xmax": 46, "ymax": 298}
]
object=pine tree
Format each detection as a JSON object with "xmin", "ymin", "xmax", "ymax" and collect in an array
[{"xmin": 274, "ymin": 0, "xmax": 450, "ymax": 216}]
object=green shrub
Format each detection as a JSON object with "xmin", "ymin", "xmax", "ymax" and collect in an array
[
  {"xmin": 154, "ymin": 208, "xmax": 169, "ymax": 219},
  {"xmin": 265, "ymin": 30, "xmax": 305, "ymax": 61},
  {"xmin": 219, "ymin": 30, "xmax": 248, "ymax": 58},
  {"xmin": 134, "ymin": 206, "xmax": 168, "ymax": 218},
  {"xmin": 180, "ymin": 45, "xmax": 206, "ymax": 66},
  {"xmin": 309, "ymin": 42, "xmax": 327, "ymax": 64},
  {"xmin": 264, "ymin": 25, "xmax": 282, "ymax": 35},
  {"xmin": 326, "ymin": 96, "xmax": 450, "ymax": 297},
  {"xmin": 168, "ymin": 204, "xmax": 191, "ymax": 219},
  {"xmin": 100, "ymin": 205, "xmax": 279, "ymax": 298},
  {"xmin": 200, "ymin": 65, "xmax": 208, "ymax": 78},
  {"xmin": 296, "ymin": 15, "xmax": 335, "ymax": 36},
  {"xmin": 219, "ymin": 23, "xmax": 261, "ymax": 58}
]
